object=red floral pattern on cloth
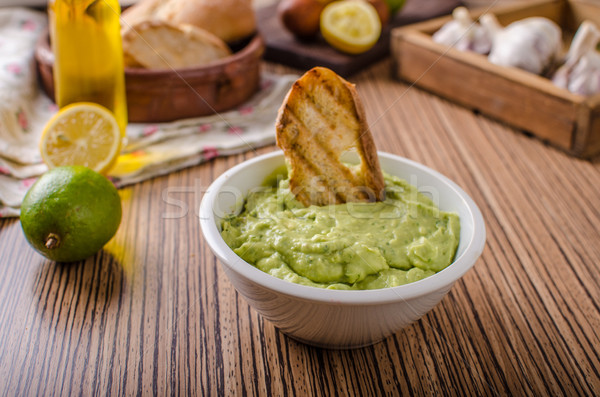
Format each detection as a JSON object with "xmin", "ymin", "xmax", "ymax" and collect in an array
[
  {"xmin": 198, "ymin": 124, "xmax": 212, "ymax": 133},
  {"xmin": 21, "ymin": 177, "xmax": 36, "ymax": 189},
  {"xmin": 0, "ymin": 14, "xmax": 297, "ymax": 218},
  {"xmin": 0, "ymin": 8, "xmax": 54, "ymax": 216},
  {"xmin": 202, "ymin": 146, "xmax": 219, "ymax": 160},
  {"xmin": 21, "ymin": 20, "xmax": 37, "ymax": 32},
  {"xmin": 16, "ymin": 109, "xmax": 29, "ymax": 132},
  {"xmin": 238, "ymin": 106, "xmax": 254, "ymax": 116},
  {"xmin": 227, "ymin": 126, "xmax": 244, "ymax": 135},
  {"xmin": 260, "ymin": 79, "xmax": 274, "ymax": 90},
  {"xmin": 6, "ymin": 63, "xmax": 22, "ymax": 76},
  {"xmin": 107, "ymin": 73, "xmax": 296, "ymax": 188},
  {"xmin": 143, "ymin": 125, "xmax": 159, "ymax": 137}
]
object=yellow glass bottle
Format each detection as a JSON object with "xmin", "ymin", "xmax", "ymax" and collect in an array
[{"xmin": 48, "ymin": 0, "xmax": 127, "ymax": 139}]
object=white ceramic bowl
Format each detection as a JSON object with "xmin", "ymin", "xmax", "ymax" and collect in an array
[{"xmin": 200, "ymin": 151, "xmax": 486, "ymax": 349}]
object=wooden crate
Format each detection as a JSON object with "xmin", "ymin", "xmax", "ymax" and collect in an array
[{"xmin": 391, "ymin": 0, "xmax": 600, "ymax": 158}]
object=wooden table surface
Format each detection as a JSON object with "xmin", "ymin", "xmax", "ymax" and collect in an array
[{"xmin": 1, "ymin": 59, "xmax": 599, "ymax": 395}]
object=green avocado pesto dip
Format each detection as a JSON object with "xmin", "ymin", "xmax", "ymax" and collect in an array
[{"xmin": 221, "ymin": 168, "xmax": 460, "ymax": 290}]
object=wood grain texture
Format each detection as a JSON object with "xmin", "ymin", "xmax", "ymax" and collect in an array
[{"xmin": 0, "ymin": 59, "xmax": 599, "ymax": 396}]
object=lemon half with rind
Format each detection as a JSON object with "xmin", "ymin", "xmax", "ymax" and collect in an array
[
  {"xmin": 320, "ymin": 0, "xmax": 382, "ymax": 55},
  {"xmin": 40, "ymin": 102, "xmax": 121, "ymax": 174}
]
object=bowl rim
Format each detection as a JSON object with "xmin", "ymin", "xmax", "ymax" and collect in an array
[
  {"xmin": 35, "ymin": 30, "xmax": 264, "ymax": 78},
  {"xmin": 124, "ymin": 33, "xmax": 264, "ymax": 77},
  {"xmin": 199, "ymin": 150, "xmax": 486, "ymax": 305}
]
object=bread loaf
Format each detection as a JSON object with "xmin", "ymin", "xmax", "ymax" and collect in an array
[
  {"xmin": 120, "ymin": 0, "xmax": 162, "ymax": 30},
  {"xmin": 122, "ymin": 20, "xmax": 231, "ymax": 69},
  {"xmin": 121, "ymin": 0, "xmax": 256, "ymax": 43}
]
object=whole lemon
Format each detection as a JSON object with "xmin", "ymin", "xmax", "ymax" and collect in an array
[{"xmin": 20, "ymin": 165, "xmax": 122, "ymax": 262}]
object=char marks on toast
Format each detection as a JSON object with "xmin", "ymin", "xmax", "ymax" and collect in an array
[{"xmin": 275, "ymin": 67, "xmax": 385, "ymax": 206}]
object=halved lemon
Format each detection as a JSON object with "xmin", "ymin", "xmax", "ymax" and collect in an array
[
  {"xmin": 40, "ymin": 102, "xmax": 122, "ymax": 174},
  {"xmin": 320, "ymin": 0, "xmax": 382, "ymax": 55}
]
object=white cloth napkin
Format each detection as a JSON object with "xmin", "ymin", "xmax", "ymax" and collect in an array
[{"xmin": 0, "ymin": 7, "xmax": 296, "ymax": 217}]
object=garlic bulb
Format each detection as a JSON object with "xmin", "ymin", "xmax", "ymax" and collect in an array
[
  {"xmin": 553, "ymin": 21, "xmax": 600, "ymax": 96},
  {"xmin": 481, "ymin": 14, "xmax": 562, "ymax": 75},
  {"xmin": 432, "ymin": 7, "xmax": 492, "ymax": 54}
]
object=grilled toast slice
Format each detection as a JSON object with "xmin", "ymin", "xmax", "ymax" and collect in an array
[{"xmin": 275, "ymin": 67, "xmax": 385, "ymax": 206}]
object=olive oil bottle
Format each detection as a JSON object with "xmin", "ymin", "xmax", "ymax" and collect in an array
[{"xmin": 48, "ymin": 0, "xmax": 127, "ymax": 138}]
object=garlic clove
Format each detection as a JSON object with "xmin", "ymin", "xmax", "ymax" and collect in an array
[
  {"xmin": 553, "ymin": 20, "xmax": 600, "ymax": 96},
  {"xmin": 564, "ymin": 21, "xmax": 600, "ymax": 68},
  {"xmin": 567, "ymin": 52, "xmax": 600, "ymax": 95},
  {"xmin": 482, "ymin": 14, "xmax": 562, "ymax": 75},
  {"xmin": 432, "ymin": 6, "xmax": 492, "ymax": 54}
]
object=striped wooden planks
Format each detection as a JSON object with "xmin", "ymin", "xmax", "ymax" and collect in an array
[{"xmin": 0, "ymin": 60, "xmax": 598, "ymax": 395}]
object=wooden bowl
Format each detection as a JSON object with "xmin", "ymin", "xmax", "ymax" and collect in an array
[{"xmin": 35, "ymin": 33, "xmax": 265, "ymax": 123}]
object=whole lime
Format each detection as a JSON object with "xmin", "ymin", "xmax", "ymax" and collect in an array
[{"xmin": 20, "ymin": 165, "xmax": 122, "ymax": 262}]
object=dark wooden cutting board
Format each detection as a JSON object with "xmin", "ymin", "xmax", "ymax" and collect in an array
[{"xmin": 256, "ymin": 0, "xmax": 462, "ymax": 77}]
